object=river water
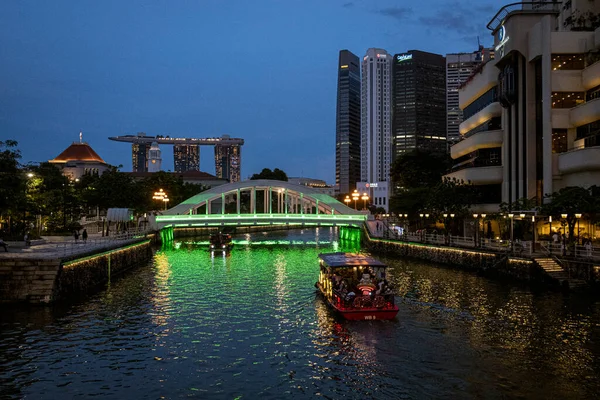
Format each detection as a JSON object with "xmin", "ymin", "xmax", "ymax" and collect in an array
[{"xmin": 1, "ymin": 228, "xmax": 600, "ymax": 399}]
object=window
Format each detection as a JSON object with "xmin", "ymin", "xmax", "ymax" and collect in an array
[
  {"xmin": 552, "ymin": 129, "xmax": 568, "ymax": 153},
  {"xmin": 551, "ymin": 54, "xmax": 584, "ymax": 70},
  {"xmin": 551, "ymin": 92, "xmax": 584, "ymax": 108}
]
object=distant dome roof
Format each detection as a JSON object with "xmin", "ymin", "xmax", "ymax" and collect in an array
[{"xmin": 50, "ymin": 142, "xmax": 106, "ymax": 164}]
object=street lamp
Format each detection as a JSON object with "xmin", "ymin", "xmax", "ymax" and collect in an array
[
  {"xmin": 352, "ymin": 189, "xmax": 359, "ymax": 210},
  {"xmin": 153, "ymin": 189, "xmax": 168, "ymax": 210},
  {"xmin": 508, "ymin": 213, "xmax": 514, "ymax": 253},
  {"xmin": 575, "ymin": 213, "xmax": 582, "ymax": 244},
  {"xmin": 473, "ymin": 213, "xmax": 479, "ymax": 247},
  {"xmin": 344, "ymin": 195, "xmax": 351, "ymax": 208},
  {"xmin": 361, "ymin": 193, "xmax": 369, "ymax": 210}
]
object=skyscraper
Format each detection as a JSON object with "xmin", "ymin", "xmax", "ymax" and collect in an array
[
  {"xmin": 391, "ymin": 50, "xmax": 446, "ymax": 158},
  {"xmin": 335, "ymin": 50, "xmax": 361, "ymax": 195},
  {"xmin": 174, "ymin": 144, "xmax": 200, "ymax": 172},
  {"xmin": 215, "ymin": 140, "xmax": 241, "ymax": 183},
  {"xmin": 132, "ymin": 142, "xmax": 150, "ymax": 172},
  {"xmin": 446, "ymin": 48, "xmax": 494, "ymax": 147},
  {"xmin": 361, "ymin": 48, "xmax": 392, "ymax": 184}
]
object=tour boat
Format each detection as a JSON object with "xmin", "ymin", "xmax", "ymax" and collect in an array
[
  {"xmin": 316, "ymin": 252, "xmax": 398, "ymax": 320},
  {"xmin": 209, "ymin": 232, "xmax": 233, "ymax": 253}
]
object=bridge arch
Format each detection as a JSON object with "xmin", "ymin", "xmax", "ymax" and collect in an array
[{"xmin": 155, "ymin": 179, "xmax": 365, "ymax": 229}]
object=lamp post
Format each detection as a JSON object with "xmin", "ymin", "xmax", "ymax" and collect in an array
[
  {"xmin": 473, "ymin": 213, "xmax": 479, "ymax": 247},
  {"xmin": 153, "ymin": 189, "xmax": 168, "ymax": 210},
  {"xmin": 344, "ymin": 195, "xmax": 351, "ymax": 209},
  {"xmin": 549, "ymin": 215, "xmax": 552, "ymax": 239},
  {"xmin": 352, "ymin": 189, "xmax": 359, "ymax": 210},
  {"xmin": 508, "ymin": 213, "xmax": 514, "ymax": 253},
  {"xmin": 361, "ymin": 193, "xmax": 369, "ymax": 210},
  {"xmin": 575, "ymin": 213, "xmax": 582, "ymax": 244}
]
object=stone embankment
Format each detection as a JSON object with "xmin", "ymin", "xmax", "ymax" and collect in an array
[{"xmin": 0, "ymin": 235, "xmax": 154, "ymax": 304}]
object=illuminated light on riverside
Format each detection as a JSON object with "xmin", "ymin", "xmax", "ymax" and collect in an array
[{"xmin": 62, "ymin": 240, "xmax": 151, "ymax": 269}]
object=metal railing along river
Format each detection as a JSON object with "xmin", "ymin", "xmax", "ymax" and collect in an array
[{"xmin": 55, "ymin": 229, "xmax": 151, "ymax": 257}]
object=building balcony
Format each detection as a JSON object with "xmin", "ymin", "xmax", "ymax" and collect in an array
[
  {"xmin": 582, "ymin": 61, "xmax": 600, "ymax": 91},
  {"xmin": 459, "ymin": 61, "xmax": 498, "ymax": 110},
  {"xmin": 459, "ymin": 102, "xmax": 502, "ymax": 135},
  {"xmin": 570, "ymin": 98, "xmax": 600, "ymax": 127},
  {"xmin": 451, "ymin": 130, "xmax": 503, "ymax": 159},
  {"xmin": 444, "ymin": 166, "xmax": 503, "ymax": 185},
  {"xmin": 558, "ymin": 147, "xmax": 600, "ymax": 174},
  {"xmin": 551, "ymin": 70, "xmax": 583, "ymax": 92}
]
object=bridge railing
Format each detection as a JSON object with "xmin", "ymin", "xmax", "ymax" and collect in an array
[{"xmin": 156, "ymin": 213, "xmax": 366, "ymax": 226}]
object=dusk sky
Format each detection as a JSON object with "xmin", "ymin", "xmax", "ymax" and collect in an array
[{"xmin": 1, "ymin": 0, "xmax": 502, "ymax": 183}]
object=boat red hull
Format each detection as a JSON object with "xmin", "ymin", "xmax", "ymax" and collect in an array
[{"xmin": 317, "ymin": 283, "xmax": 398, "ymax": 320}]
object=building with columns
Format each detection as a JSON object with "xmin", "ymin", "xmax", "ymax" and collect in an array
[{"xmin": 445, "ymin": 1, "xmax": 600, "ymax": 212}]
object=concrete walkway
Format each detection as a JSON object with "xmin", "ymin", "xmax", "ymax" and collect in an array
[{"xmin": 0, "ymin": 233, "xmax": 148, "ymax": 259}]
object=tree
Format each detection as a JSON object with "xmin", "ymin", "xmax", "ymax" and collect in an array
[
  {"xmin": 0, "ymin": 140, "xmax": 26, "ymax": 235},
  {"xmin": 538, "ymin": 186, "xmax": 598, "ymax": 245},
  {"xmin": 250, "ymin": 168, "xmax": 288, "ymax": 181},
  {"xmin": 390, "ymin": 149, "xmax": 450, "ymax": 189}
]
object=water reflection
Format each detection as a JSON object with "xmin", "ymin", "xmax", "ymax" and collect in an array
[{"xmin": 0, "ymin": 229, "xmax": 599, "ymax": 399}]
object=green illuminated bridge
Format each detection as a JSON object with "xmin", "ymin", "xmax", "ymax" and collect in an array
[{"xmin": 153, "ymin": 179, "xmax": 366, "ymax": 230}]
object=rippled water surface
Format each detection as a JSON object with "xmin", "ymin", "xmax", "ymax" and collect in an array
[{"xmin": 2, "ymin": 228, "xmax": 600, "ymax": 399}]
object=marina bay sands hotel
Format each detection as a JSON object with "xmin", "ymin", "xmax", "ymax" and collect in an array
[{"xmin": 109, "ymin": 133, "xmax": 244, "ymax": 183}]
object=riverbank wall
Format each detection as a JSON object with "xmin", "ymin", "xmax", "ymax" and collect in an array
[
  {"xmin": 0, "ymin": 239, "xmax": 153, "ymax": 304},
  {"xmin": 364, "ymin": 237, "xmax": 543, "ymax": 283}
]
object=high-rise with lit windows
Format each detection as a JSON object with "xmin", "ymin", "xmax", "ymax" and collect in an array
[
  {"xmin": 392, "ymin": 50, "xmax": 446, "ymax": 158},
  {"xmin": 360, "ymin": 48, "xmax": 392, "ymax": 211},
  {"xmin": 361, "ymin": 48, "xmax": 392, "ymax": 184},
  {"xmin": 446, "ymin": 48, "xmax": 494, "ymax": 147},
  {"xmin": 174, "ymin": 145, "xmax": 200, "ymax": 172},
  {"xmin": 335, "ymin": 50, "xmax": 361, "ymax": 195}
]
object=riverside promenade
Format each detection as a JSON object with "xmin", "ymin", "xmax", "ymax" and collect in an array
[{"xmin": 0, "ymin": 231, "xmax": 154, "ymax": 304}]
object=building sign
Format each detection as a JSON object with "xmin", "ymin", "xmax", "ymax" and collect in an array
[
  {"xmin": 396, "ymin": 54, "xmax": 412, "ymax": 63},
  {"xmin": 495, "ymin": 25, "xmax": 509, "ymax": 56},
  {"xmin": 366, "ymin": 183, "xmax": 378, "ymax": 188}
]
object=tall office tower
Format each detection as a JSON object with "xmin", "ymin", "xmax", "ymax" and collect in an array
[
  {"xmin": 446, "ymin": 47, "xmax": 494, "ymax": 147},
  {"xmin": 131, "ymin": 142, "xmax": 151, "ymax": 172},
  {"xmin": 361, "ymin": 48, "xmax": 392, "ymax": 184},
  {"xmin": 335, "ymin": 50, "xmax": 361, "ymax": 195},
  {"xmin": 392, "ymin": 50, "xmax": 447, "ymax": 158},
  {"xmin": 147, "ymin": 142, "xmax": 162, "ymax": 172},
  {"xmin": 173, "ymin": 144, "xmax": 200, "ymax": 172},
  {"xmin": 214, "ymin": 143, "xmax": 241, "ymax": 183}
]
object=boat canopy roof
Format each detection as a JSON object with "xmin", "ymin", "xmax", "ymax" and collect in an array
[{"xmin": 318, "ymin": 252, "xmax": 387, "ymax": 268}]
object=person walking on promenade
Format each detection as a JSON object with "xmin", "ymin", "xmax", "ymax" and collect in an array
[
  {"xmin": 74, "ymin": 230, "xmax": 80, "ymax": 242},
  {"xmin": 24, "ymin": 232, "xmax": 31, "ymax": 246},
  {"xmin": 82, "ymin": 228, "xmax": 88, "ymax": 243},
  {"xmin": 0, "ymin": 238, "xmax": 8, "ymax": 252}
]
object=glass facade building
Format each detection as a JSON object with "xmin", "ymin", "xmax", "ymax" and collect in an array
[
  {"xmin": 392, "ymin": 50, "xmax": 447, "ymax": 159},
  {"xmin": 335, "ymin": 50, "xmax": 361, "ymax": 195},
  {"xmin": 174, "ymin": 145, "xmax": 200, "ymax": 173}
]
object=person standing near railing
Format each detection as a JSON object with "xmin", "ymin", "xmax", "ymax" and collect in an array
[{"xmin": 82, "ymin": 228, "xmax": 88, "ymax": 244}]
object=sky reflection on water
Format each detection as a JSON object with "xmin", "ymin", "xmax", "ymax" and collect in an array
[{"xmin": 1, "ymin": 228, "xmax": 600, "ymax": 399}]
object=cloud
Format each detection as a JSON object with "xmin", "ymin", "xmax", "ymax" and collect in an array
[
  {"xmin": 342, "ymin": 2, "xmax": 354, "ymax": 8},
  {"xmin": 418, "ymin": 1, "xmax": 494, "ymax": 38},
  {"xmin": 376, "ymin": 7, "xmax": 414, "ymax": 22}
]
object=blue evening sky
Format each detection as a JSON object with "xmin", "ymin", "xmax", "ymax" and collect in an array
[{"xmin": 1, "ymin": 0, "xmax": 502, "ymax": 183}]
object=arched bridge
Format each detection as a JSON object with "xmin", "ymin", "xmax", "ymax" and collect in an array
[{"xmin": 154, "ymin": 179, "xmax": 366, "ymax": 230}]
